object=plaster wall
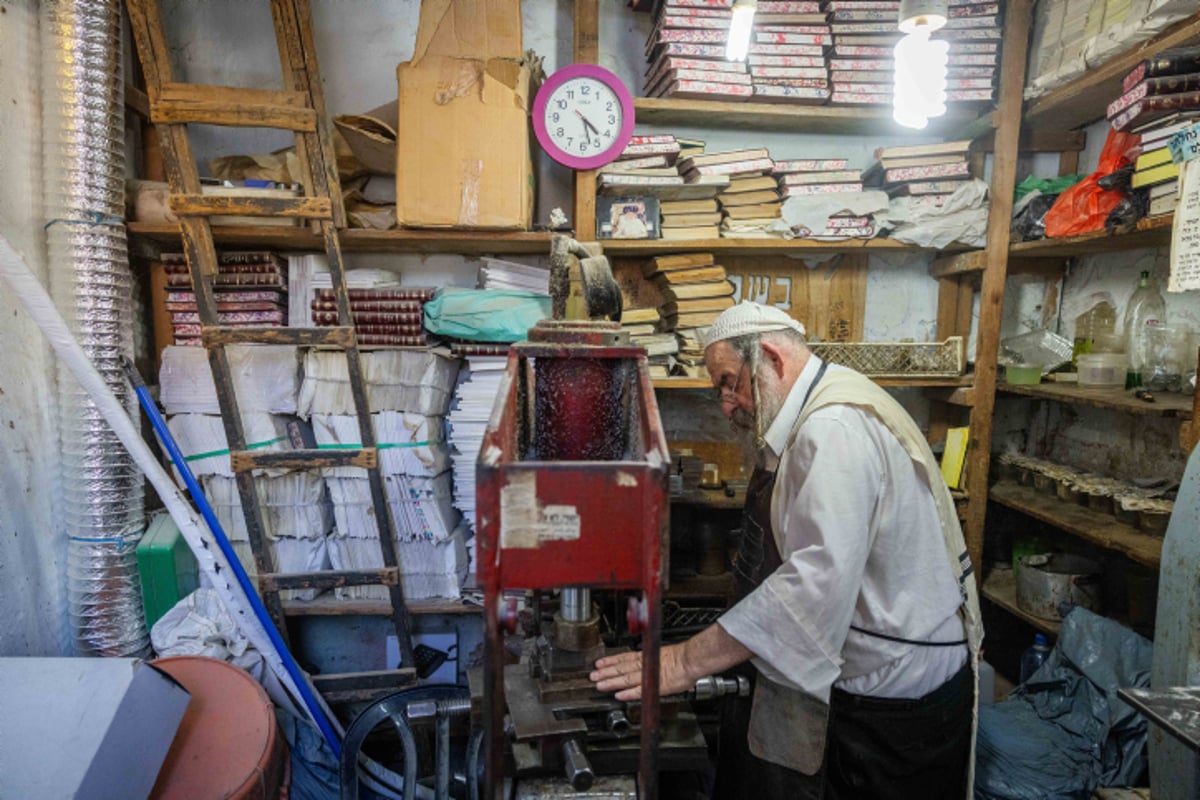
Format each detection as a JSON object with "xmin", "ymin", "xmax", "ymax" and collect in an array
[{"xmin": 0, "ymin": 0, "xmax": 71, "ymax": 656}]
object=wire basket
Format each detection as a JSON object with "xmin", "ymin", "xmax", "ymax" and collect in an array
[{"xmin": 808, "ymin": 337, "xmax": 965, "ymax": 378}]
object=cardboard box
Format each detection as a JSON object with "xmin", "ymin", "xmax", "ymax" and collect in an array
[
  {"xmin": 395, "ymin": 55, "xmax": 535, "ymax": 230},
  {"xmin": 0, "ymin": 657, "xmax": 191, "ymax": 799},
  {"xmin": 412, "ymin": 0, "xmax": 523, "ymax": 64}
]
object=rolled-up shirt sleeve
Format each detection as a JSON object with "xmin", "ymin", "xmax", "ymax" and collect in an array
[{"xmin": 718, "ymin": 412, "xmax": 884, "ymax": 700}]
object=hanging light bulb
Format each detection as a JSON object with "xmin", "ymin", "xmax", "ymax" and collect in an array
[
  {"xmin": 893, "ymin": 0, "xmax": 949, "ymax": 129},
  {"xmin": 726, "ymin": 0, "xmax": 757, "ymax": 62}
]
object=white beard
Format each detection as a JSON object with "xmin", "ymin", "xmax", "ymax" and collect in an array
[{"xmin": 730, "ymin": 368, "xmax": 786, "ymax": 466}]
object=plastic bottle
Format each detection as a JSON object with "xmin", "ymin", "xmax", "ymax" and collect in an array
[
  {"xmin": 1123, "ymin": 270, "xmax": 1167, "ymax": 389},
  {"xmin": 1019, "ymin": 633, "xmax": 1052, "ymax": 684},
  {"xmin": 1072, "ymin": 297, "xmax": 1117, "ymax": 365}
]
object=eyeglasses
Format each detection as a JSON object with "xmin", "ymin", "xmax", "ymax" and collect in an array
[{"xmin": 712, "ymin": 360, "xmax": 748, "ymax": 404}]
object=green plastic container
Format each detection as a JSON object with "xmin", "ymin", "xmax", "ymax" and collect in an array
[
  {"xmin": 1005, "ymin": 364, "xmax": 1043, "ymax": 385},
  {"xmin": 136, "ymin": 512, "xmax": 199, "ymax": 630}
]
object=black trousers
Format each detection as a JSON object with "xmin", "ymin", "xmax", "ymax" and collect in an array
[{"xmin": 712, "ymin": 661, "xmax": 974, "ymax": 800}]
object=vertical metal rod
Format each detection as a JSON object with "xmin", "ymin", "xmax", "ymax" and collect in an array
[
  {"xmin": 561, "ymin": 587, "xmax": 592, "ymax": 622},
  {"xmin": 436, "ymin": 713, "xmax": 451, "ymax": 800}
]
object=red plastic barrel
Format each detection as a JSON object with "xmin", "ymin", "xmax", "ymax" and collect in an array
[{"xmin": 150, "ymin": 655, "xmax": 290, "ymax": 800}]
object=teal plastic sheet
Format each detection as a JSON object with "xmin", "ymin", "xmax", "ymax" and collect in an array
[{"xmin": 423, "ymin": 288, "xmax": 551, "ymax": 343}]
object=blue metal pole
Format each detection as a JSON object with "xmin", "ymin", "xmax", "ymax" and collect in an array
[{"xmin": 121, "ymin": 356, "xmax": 342, "ymax": 757}]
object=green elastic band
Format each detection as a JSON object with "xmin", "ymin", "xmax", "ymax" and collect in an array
[
  {"xmin": 173, "ymin": 436, "xmax": 287, "ymax": 463},
  {"xmin": 316, "ymin": 441, "xmax": 431, "ymax": 450}
]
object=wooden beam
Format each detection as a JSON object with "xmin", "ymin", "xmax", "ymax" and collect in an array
[
  {"xmin": 974, "ymin": 128, "xmax": 1086, "ymax": 153},
  {"xmin": 963, "ymin": 0, "xmax": 1034, "ymax": 587},
  {"xmin": 151, "ymin": 83, "xmax": 317, "ymax": 131},
  {"xmin": 231, "ymin": 448, "xmax": 378, "ymax": 472},
  {"xmin": 169, "ymin": 194, "xmax": 331, "ymax": 219},
  {"xmin": 931, "ymin": 250, "xmax": 987, "ymax": 279},
  {"xmin": 573, "ymin": 0, "xmax": 600, "ymax": 238},
  {"xmin": 125, "ymin": 83, "xmax": 151, "ymax": 118},
  {"xmin": 259, "ymin": 568, "xmax": 399, "ymax": 592}
]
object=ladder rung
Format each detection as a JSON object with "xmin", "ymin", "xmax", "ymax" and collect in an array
[
  {"xmin": 202, "ymin": 326, "xmax": 354, "ymax": 347},
  {"xmin": 312, "ymin": 669, "xmax": 419, "ymax": 704},
  {"xmin": 259, "ymin": 567, "xmax": 399, "ymax": 592},
  {"xmin": 231, "ymin": 448, "xmax": 378, "ymax": 472},
  {"xmin": 169, "ymin": 194, "xmax": 331, "ymax": 220},
  {"xmin": 151, "ymin": 83, "xmax": 318, "ymax": 131}
]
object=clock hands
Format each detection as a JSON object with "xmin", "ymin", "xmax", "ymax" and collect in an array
[{"xmin": 574, "ymin": 108, "xmax": 601, "ymax": 140}]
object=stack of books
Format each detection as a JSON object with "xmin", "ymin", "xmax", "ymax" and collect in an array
[
  {"xmin": 937, "ymin": 1, "xmax": 1002, "ymax": 105},
  {"xmin": 862, "ymin": 139, "xmax": 973, "ymax": 206},
  {"xmin": 660, "ymin": 197, "xmax": 724, "ymax": 239},
  {"xmin": 619, "ymin": 305, "xmax": 663, "ymax": 338},
  {"xmin": 775, "ymin": 157, "xmax": 862, "ymax": 198},
  {"xmin": 719, "ymin": 173, "xmax": 785, "ymax": 236},
  {"xmin": 644, "ymin": 0, "xmax": 753, "ymax": 101},
  {"xmin": 1108, "ymin": 47, "xmax": 1200, "ymax": 132},
  {"xmin": 162, "ymin": 251, "xmax": 288, "ymax": 346},
  {"xmin": 826, "ymin": 0, "xmax": 902, "ymax": 106},
  {"xmin": 598, "ymin": 134, "xmax": 685, "ymax": 195},
  {"xmin": 644, "ymin": 254, "xmax": 735, "ymax": 373},
  {"xmin": 1129, "ymin": 115, "xmax": 1198, "ymax": 216},
  {"xmin": 312, "ymin": 287, "xmax": 435, "ymax": 347},
  {"xmin": 677, "ymin": 149, "xmax": 778, "ymax": 237},
  {"xmin": 749, "ymin": 1, "xmax": 832, "ymax": 104}
]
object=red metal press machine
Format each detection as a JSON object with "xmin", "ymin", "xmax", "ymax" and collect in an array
[{"xmin": 475, "ymin": 237, "xmax": 675, "ymax": 798}]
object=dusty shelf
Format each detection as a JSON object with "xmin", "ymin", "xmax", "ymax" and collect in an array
[
  {"xmin": 1023, "ymin": 11, "xmax": 1200, "ymax": 131},
  {"xmin": 989, "ymin": 482, "xmax": 1163, "ymax": 569},
  {"xmin": 997, "ymin": 381, "xmax": 1193, "ymax": 420},
  {"xmin": 633, "ymin": 97, "xmax": 984, "ymax": 136},
  {"xmin": 981, "ymin": 568, "xmax": 1061, "ymax": 637},
  {"xmin": 601, "ymin": 236, "xmax": 959, "ymax": 257},
  {"xmin": 281, "ymin": 595, "xmax": 482, "ymax": 617},
  {"xmin": 1007, "ymin": 215, "xmax": 1175, "ymax": 258},
  {"xmin": 127, "ymin": 222, "xmax": 555, "ymax": 255}
]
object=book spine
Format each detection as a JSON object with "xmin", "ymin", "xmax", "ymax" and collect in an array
[
  {"xmin": 165, "ymin": 301, "xmax": 285, "ymax": 313},
  {"xmin": 949, "ymin": 2, "xmax": 998, "ymax": 15},
  {"xmin": 620, "ymin": 141, "xmax": 685, "ymax": 157},
  {"xmin": 826, "ymin": 215, "xmax": 871, "ymax": 228},
  {"xmin": 754, "ymin": 85, "xmax": 832, "ymax": 101},
  {"xmin": 352, "ymin": 334, "xmax": 430, "ymax": 346},
  {"xmin": 450, "ymin": 343, "xmax": 512, "ymax": 357},
  {"xmin": 773, "ymin": 159, "xmax": 849, "ymax": 172},
  {"xmin": 1123, "ymin": 63, "xmax": 1147, "ymax": 94},
  {"xmin": 167, "ymin": 273, "xmax": 285, "ymax": 287},
  {"xmin": 165, "ymin": 290, "xmax": 282, "ymax": 303},
  {"xmin": 627, "ymin": 134, "xmax": 678, "ymax": 145},
  {"xmin": 781, "ymin": 170, "xmax": 863, "ymax": 184},
  {"xmin": 885, "ymin": 162, "xmax": 969, "ymax": 182},
  {"xmin": 660, "ymin": 14, "xmax": 730, "ymax": 28},
  {"xmin": 172, "ymin": 310, "xmax": 286, "ymax": 324},
  {"xmin": 830, "ymin": 22, "xmax": 898, "ymax": 33},
  {"xmin": 934, "ymin": 27, "xmax": 1001, "ymax": 39},
  {"xmin": 655, "ymin": 42, "xmax": 728, "ymax": 58},
  {"xmin": 830, "ymin": 58, "xmax": 892, "ymax": 70},
  {"xmin": 656, "ymin": 57, "xmax": 748, "ymax": 73},
  {"xmin": 655, "ymin": 28, "xmax": 727, "ymax": 43},
  {"xmin": 754, "ymin": 32, "xmax": 832, "ymax": 45},
  {"xmin": 946, "ymin": 78, "xmax": 994, "ymax": 89},
  {"xmin": 663, "ymin": 0, "xmax": 732, "ymax": 7},
  {"xmin": 945, "ymin": 88, "xmax": 994, "ymax": 101},
  {"xmin": 599, "ymin": 173, "xmax": 685, "ymax": 185},
  {"xmin": 753, "ymin": 24, "xmax": 830, "ymax": 34},
  {"xmin": 829, "ymin": 9, "xmax": 894, "ymax": 20},
  {"xmin": 748, "ymin": 43, "xmax": 826, "ymax": 56},
  {"xmin": 903, "ymin": 180, "xmax": 963, "ymax": 194},
  {"xmin": 831, "ymin": 71, "xmax": 894, "ymax": 82},
  {"xmin": 943, "ymin": 14, "xmax": 996, "ymax": 27},
  {"xmin": 1146, "ymin": 72, "xmax": 1200, "ymax": 95},
  {"xmin": 747, "ymin": 54, "xmax": 826, "ymax": 67},
  {"xmin": 782, "ymin": 182, "xmax": 863, "ymax": 196},
  {"xmin": 689, "ymin": 157, "xmax": 775, "ymax": 175},
  {"xmin": 749, "ymin": 65, "xmax": 828, "ymax": 78},
  {"xmin": 606, "ymin": 155, "xmax": 670, "ymax": 171},
  {"xmin": 833, "ymin": 44, "xmax": 892, "ymax": 56},
  {"xmin": 658, "ymin": 4, "xmax": 730, "ymax": 15},
  {"xmin": 824, "ymin": 0, "xmax": 898, "ymax": 7},
  {"xmin": 835, "ymin": 82, "xmax": 892, "ymax": 95},
  {"xmin": 310, "ymin": 300, "xmax": 425, "ymax": 312},
  {"xmin": 947, "ymin": 54, "xmax": 996, "ymax": 66},
  {"xmin": 950, "ymin": 41, "xmax": 997, "ymax": 52},
  {"xmin": 947, "ymin": 66, "xmax": 996, "ymax": 78},
  {"xmin": 1140, "ymin": 55, "xmax": 1200, "ymax": 84},
  {"xmin": 314, "ymin": 288, "xmax": 435, "ymax": 301},
  {"xmin": 172, "ymin": 322, "xmax": 282, "ymax": 336},
  {"xmin": 313, "ymin": 311, "xmax": 426, "ymax": 325},
  {"xmin": 346, "ymin": 323, "xmax": 426, "ymax": 335},
  {"xmin": 830, "ymin": 92, "xmax": 890, "ymax": 104},
  {"xmin": 665, "ymin": 79, "xmax": 754, "ymax": 98},
  {"xmin": 670, "ymin": 68, "xmax": 753, "ymax": 84},
  {"xmin": 753, "ymin": 76, "xmax": 829, "ymax": 87},
  {"xmin": 756, "ymin": 0, "xmax": 821, "ymax": 11}
]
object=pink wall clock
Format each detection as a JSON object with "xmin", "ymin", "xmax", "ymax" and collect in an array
[{"xmin": 533, "ymin": 64, "xmax": 636, "ymax": 170}]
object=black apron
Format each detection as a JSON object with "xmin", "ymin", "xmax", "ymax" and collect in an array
[{"xmin": 711, "ymin": 364, "xmax": 973, "ymax": 800}]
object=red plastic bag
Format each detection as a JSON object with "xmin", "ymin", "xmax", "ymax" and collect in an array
[{"xmin": 1043, "ymin": 128, "xmax": 1139, "ymax": 238}]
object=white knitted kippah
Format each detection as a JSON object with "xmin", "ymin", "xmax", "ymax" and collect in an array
[{"xmin": 704, "ymin": 301, "xmax": 806, "ymax": 348}]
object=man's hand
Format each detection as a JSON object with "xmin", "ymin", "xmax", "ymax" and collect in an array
[{"xmin": 589, "ymin": 643, "xmax": 696, "ymax": 702}]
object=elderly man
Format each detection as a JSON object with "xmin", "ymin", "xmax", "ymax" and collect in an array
[{"xmin": 590, "ymin": 302, "xmax": 982, "ymax": 799}]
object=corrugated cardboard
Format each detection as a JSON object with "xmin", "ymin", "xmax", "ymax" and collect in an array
[
  {"xmin": 395, "ymin": 56, "xmax": 534, "ymax": 230},
  {"xmin": 413, "ymin": 0, "xmax": 523, "ymax": 64},
  {"xmin": 333, "ymin": 101, "xmax": 398, "ymax": 175}
]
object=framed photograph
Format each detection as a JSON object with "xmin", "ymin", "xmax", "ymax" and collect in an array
[{"xmin": 596, "ymin": 195, "xmax": 660, "ymax": 239}]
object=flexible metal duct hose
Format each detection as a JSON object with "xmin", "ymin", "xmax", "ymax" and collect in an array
[{"xmin": 43, "ymin": 0, "xmax": 149, "ymax": 656}]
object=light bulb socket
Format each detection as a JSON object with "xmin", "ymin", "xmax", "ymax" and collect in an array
[{"xmin": 898, "ymin": 0, "xmax": 947, "ymax": 32}]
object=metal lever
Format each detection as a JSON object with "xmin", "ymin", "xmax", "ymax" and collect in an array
[
  {"xmin": 689, "ymin": 675, "xmax": 751, "ymax": 702},
  {"xmin": 562, "ymin": 739, "xmax": 595, "ymax": 791}
]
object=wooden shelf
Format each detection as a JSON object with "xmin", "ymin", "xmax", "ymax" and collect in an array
[
  {"xmin": 126, "ymin": 222, "xmax": 554, "ymax": 255},
  {"xmin": 989, "ymin": 481, "xmax": 1163, "ymax": 569},
  {"xmin": 981, "ymin": 568, "xmax": 1061, "ymax": 637},
  {"xmin": 1023, "ymin": 11, "xmax": 1200, "ymax": 131},
  {"xmin": 281, "ymin": 595, "xmax": 483, "ymax": 616},
  {"xmin": 601, "ymin": 236, "xmax": 960, "ymax": 257},
  {"xmin": 1008, "ymin": 215, "xmax": 1175, "ymax": 258},
  {"xmin": 671, "ymin": 487, "xmax": 746, "ymax": 509},
  {"xmin": 997, "ymin": 381, "xmax": 1193, "ymax": 420},
  {"xmin": 633, "ymin": 97, "xmax": 985, "ymax": 136}
]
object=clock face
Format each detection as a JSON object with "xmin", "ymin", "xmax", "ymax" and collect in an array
[{"xmin": 533, "ymin": 65, "xmax": 635, "ymax": 170}]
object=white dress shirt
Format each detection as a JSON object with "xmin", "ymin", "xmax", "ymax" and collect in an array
[{"xmin": 719, "ymin": 356, "xmax": 968, "ymax": 701}]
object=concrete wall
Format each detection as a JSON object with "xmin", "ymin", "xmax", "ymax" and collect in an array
[{"xmin": 0, "ymin": 0, "xmax": 71, "ymax": 656}]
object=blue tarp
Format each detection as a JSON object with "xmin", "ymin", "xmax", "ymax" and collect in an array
[{"xmin": 975, "ymin": 608, "xmax": 1154, "ymax": 799}]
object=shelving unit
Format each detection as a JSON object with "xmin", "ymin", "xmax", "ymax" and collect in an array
[
  {"xmin": 127, "ymin": 221, "xmax": 555, "ymax": 255},
  {"xmin": 990, "ymin": 482, "xmax": 1163, "ymax": 569},
  {"xmin": 997, "ymin": 382, "xmax": 1194, "ymax": 419},
  {"xmin": 282, "ymin": 596, "xmax": 482, "ymax": 617},
  {"xmin": 600, "ymin": 236, "xmax": 961, "ymax": 257},
  {"xmin": 980, "ymin": 569, "xmax": 1061, "ymax": 637}
]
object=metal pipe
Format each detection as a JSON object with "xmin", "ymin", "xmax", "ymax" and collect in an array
[
  {"xmin": 435, "ymin": 714, "xmax": 451, "ymax": 800},
  {"xmin": 43, "ymin": 0, "xmax": 147, "ymax": 658},
  {"xmin": 561, "ymin": 587, "xmax": 592, "ymax": 623},
  {"xmin": 562, "ymin": 739, "xmax": 595, "ymax": 791}
]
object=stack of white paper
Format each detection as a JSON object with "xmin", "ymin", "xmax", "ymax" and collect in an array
[
  {"xmin": 310, "ymin": 412, "xmax": 451, "ymax": 478},
  {"xmin": 165, "ymin": 412, "xmax": 292, "ymax": 480},
  {"xmin": 327, "ymin": 523, "xmax": 469, "ymax": 601},
  {"xmin": 287, "ymin": 254, "xmax": 326, "ymax": 328},
  {"xmin": 479, "ymin": 257, "xmax": 551, "ymax": 295},
  {"xmin": 324, "ymin": 474, "xmax": 459, "ymax": 544},
  {"xmin": 203, "ymin": 472, "xmax": 334, "ymax": 601},
  {"xmin": 447, "ymin": 356, "xmax": 508, "ymax": 542},
  {"xmin": 298, "ymin": 350, "xmax": 459, "ymax": 417},
  {"xmin": 160, "ymin": 345, "xmax": 300, "ymax": 415}
]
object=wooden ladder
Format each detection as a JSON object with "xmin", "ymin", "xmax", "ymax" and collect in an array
[{"xmin": 126, "ymin": 0, "xmax": 418, "ymax": 695}]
